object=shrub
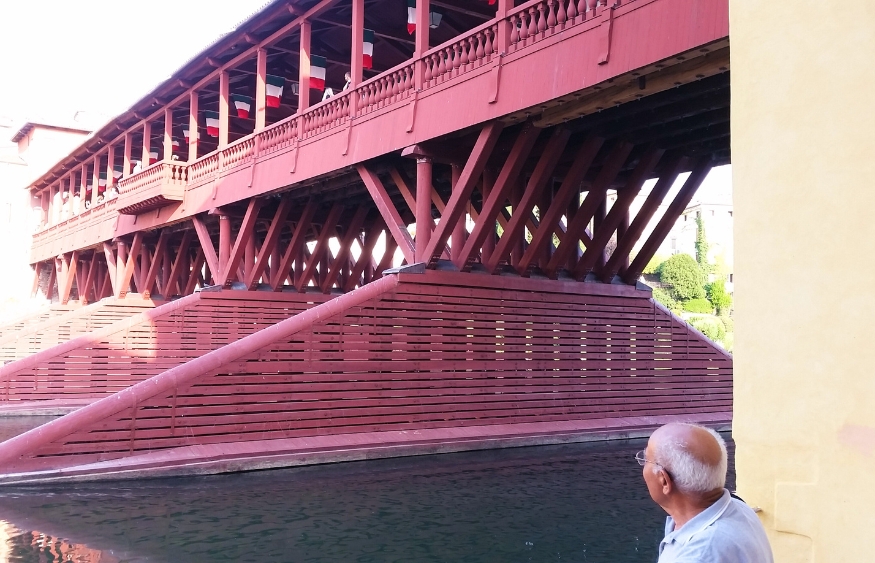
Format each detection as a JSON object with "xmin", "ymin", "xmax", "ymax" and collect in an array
[
  {"xmin": 718, "ymin": 314, "xmax": 734, "ymax": 334},
  {"xmin": 683, "ymin": 298, "xmax": 714, "ymax": 314},
  {"xmin": 706, "ymin": 278, "xmax": 732, "ymax": 315},
  {"xmin": 652, "ymin": 287, "xmax": 681, "ymax": 314},
  {"xmin": 689, "ymin": 317, "xmax": 726, "ymax": 343},
  {"xmin": 658, "ymin": 253, "xmax": 705, "ymax": 301},
  {"xmin": 643, "ymin": 254, "xmax": 668, "ymax": 275}
]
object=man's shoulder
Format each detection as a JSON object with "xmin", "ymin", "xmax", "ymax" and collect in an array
[{"xmin": 682, "ymin": 500, "xmax": 773, "ymax": 562}]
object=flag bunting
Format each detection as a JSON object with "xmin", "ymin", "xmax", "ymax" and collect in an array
[
  {"xmin": 407, "ymin": 0, "xmax": 416, "ymax": 34},
  {"xmin": 204, "ymin": 111, "xmax": 220, "ymax": 137},
  {"xmin": 310, "ymin": 56, "xmax": 327, "ymax": 91},
  {"xmin": 363, "ymin": 29, "xmax": 375, "ymax": 70},
  {"xmin": 266, "ymin": 75, "xmax": 285, "ymax": 108},
  {"xmin": 231, "ymin": 94, "xmax": 253, "ymax": 118}
]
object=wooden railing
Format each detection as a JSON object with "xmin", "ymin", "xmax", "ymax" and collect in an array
[{"xmin": 116, "ymin": 162, "xmax": 188, "ymax": 215}]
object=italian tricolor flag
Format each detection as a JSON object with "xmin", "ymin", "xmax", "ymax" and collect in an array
[
  {"xmin": 310, "ymin": 56, "xmax": 327, "ymax": 91},
  {"xmin": 98, "ymin": 172, "xmax": 107, "ymax": 192},
  {"xmin": 232, "ymin": 94, "xmax": 252, "ymax": 118},
  {"xmin": 363, "ymin": 29, "xmax": 375, "ymax": 70},
  {"xmin": 183, "ymin": 129, "xmax": 199, "ymax": 145},
  {"xmin": 266, "ymin": 75, "xmax": 284, "ymax": 108},
  {"xmin": 171, "ymin": 139, "xmax": 180, "ymax": 152},
  {"xmin": 407, "ymin": 0, "xmax": 416, "ymax": 34},
  {"xmin": 113, "ymin": 165, "xmax": 123, "ymax": 181},
  {"xmin": 205, "ymin": 111, "xmax": 220, "ymax": 137},
  {"xmin": 148, "ymin": 151, "xmax": 159, "ymax": 165}
]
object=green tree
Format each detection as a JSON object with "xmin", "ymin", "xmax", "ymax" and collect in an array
[
  {"xmin": 652, "ymin": 286, "xmax": 681, "ymax": 314},
  {"xmin": 706, "ymin": 278, "xmax": 733, "ymax": 315},
  {"xmin": 694, "ymin": 213, "xmax": 710, "ymax": 276},
  {"xmin": 658, "ymin": 253, "xmax": 705, "ymax": 301}
]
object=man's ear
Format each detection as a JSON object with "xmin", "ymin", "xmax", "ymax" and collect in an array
[{"xmin": 659, "ymin": 469, "xmax": 672, "ymax": 495}]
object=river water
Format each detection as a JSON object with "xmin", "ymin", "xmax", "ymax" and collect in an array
[{"xmin": 0, "ymin": 423, "xmax": 735, "ymax": 563}]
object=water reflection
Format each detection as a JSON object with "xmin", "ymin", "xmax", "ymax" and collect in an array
[{"xmin": 0, "ymin": 437, "xmax": 735, "ymax": 563}]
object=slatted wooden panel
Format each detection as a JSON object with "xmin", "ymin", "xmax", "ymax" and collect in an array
[
  {"xmin": 0, "ymin": 292, "xmax": 331, "ymax": 403},
  {"xmin": 0, "ymin": 300, "xmax": 156, "ymax": 364},
  {"xmin": 0, "ymin": 303, "xmax": 81, "ymax": 341},
  {"xmin": 8, "ymin": 277, "xmax": 731, "ymax": 472}
]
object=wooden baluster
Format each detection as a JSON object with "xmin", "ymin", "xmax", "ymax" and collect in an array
[
  {"xmin": 475, "ymin": 33, "xmax": 485, "ymax": 62},
  {"xmin": 527, "ymin": 8, "xmax": 538, "ymax": 40},
  {"xmin": 453, "ymin": 43, "xmax": 463, "ymax": 76},
  {"xmin": 548, "ymin": 0, "xmax": 559, "ymax": 28},
  {"xmin": 510, "ymin": 14, "xmax": 521, "ymax": 45},
  {"xmin": 446, "ymin": 47, "xmax": 454, "ymax": 78},
  {"xmin": 567, "ymin": 0, "xmax": 578, "ymax": 22},
  {"xmin": 485, "ymin": 28, "xmax": 494, "ymax": 57},
  {"xmin": 538, "ymin": 3, "xmax": 548, "ymax": 33},
  {"xmin": 556, "ymin": 0, "xmax": 567, "ymax": 26},
  {"xmin": 437, "ymin": 50, "xmax": 447, "ymax": 78},
  {"xmin": 586, "ymin": 0, "xmax": 596, "ymax": 15}
]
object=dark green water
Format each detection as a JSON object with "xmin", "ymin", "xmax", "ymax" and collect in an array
[{"xmin": 0, "ymin": 434, "xmax": 735, "ymax": 563}]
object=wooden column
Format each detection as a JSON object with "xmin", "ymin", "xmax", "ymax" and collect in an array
[
  {"xmin": 46, "ymin": 184, "xmax": 54, "ymax": 225},
  {"xmin": 415, "ymin": 157, "xmax": 433, "ymax": 262},
  {"xmin": 105, "ymin": 145, "xmax": 115, "ymax": 195},
  {"xmin": 218, "ymin": 214, "xmax": 231, "ymax": 277},
  {"xmin": 415, "ymin": 0, "xmax": 430, "ymax": 56},
  {"xmin": 496, "ymin": 0, "xmax": 513, "ymax": 53},
  {"xmin": 78, "ymin": 164, "xmax": 87, "ymax": 214},
  {"xmin": 91, "ymin": 156, "xmax": 100, "ymax": 207},
  {"xmin": 219, "ymin": 71, "xmax": 230, "ymax": 148},
  {"xmin": 350, "ymin": 0, "xmax": 365, "ymax": 86},
  {"xmin": 510, "ymin": 178, "xmax": 524, "ymax": 268},
  {"xmin": 255, "ymin": 49, "xmax": 267, "ymax": 130},
  {"xmin": 123, "ymin": 132, "xmax": 133, "ymax": 177},
  {"xmin": 451, "ymin": 164, "xmax": 465, "ymax": 262},
  {"xmin": 481, "ymin": 168, "xmax": 495, "ymax": 263},
  {"xmin": 593, "ymin": 197, "xmax": 607, "ymax": 270},
  {"xmin": 141, "ymin": 121, "xmax": 151, "ymax": 168},
  {"xmin": 164, "ymin": 108, "xmax": 174, "ymax": 161},
  {"xmin": 116, "ymin": 241, "xmax": 127, "ymax": 296},
  {"xmin": 188, "ymin": 91, "xmax": 199, "ymax": 162},
  {"xmin": 298, "ymin": 21, "xmax": 312, "ymax": 113}
]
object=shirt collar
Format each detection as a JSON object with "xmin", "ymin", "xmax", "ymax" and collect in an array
[{"xmin": 662, "ymin": 489, "xmax": 732, "ymax": 547}]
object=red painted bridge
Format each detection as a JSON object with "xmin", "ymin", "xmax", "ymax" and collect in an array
[{"xmin": 1, "ymin": 0, "xmax": 730, "ymax": 483}]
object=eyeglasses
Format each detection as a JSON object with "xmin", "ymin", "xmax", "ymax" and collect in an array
[{"xmin": 635, "ymin": 450, "xmax": 673, "ymax": 478}]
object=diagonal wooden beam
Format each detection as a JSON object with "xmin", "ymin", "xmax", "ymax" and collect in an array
[
  {"xmin": 102, "ymin": 242, "xmax": 118, "ymax": 296},
  {"xmin": 192, "ymin": 216, "xmax": 220, "ymax": 282},
  {"xmin": 59, "ymin": 251, "xmax": 79, "ymax": 304},
  {"xmin": 184, "ymin": 249, "xmax": 206, "ymax": 295},
  {"xmin": 220, "ymin": 198, "xmax": 263, "ymax": 287},
  {"xmin": 622, "ymin": 159, "xmax": 713, "ymax": 285},
  {"xmin": 141, "ymin": 230, "xmax": 171, "ymax": 298},
  {"xmin": 345, "ymin": 218, "xmax": 385, "ymax": 292},
  {"xmin": 375, "ymin": 233, "xmax": 398, "ymax": 276},
  {"xmin": 455, "ymin": 122, "xmax": 541, "ymax": 271},
  {"xmin": 81, "ymin": 252, "xmax": 99, "ymax": 304},
  {"xmin": 46, "ymin": 261, "xmax": 56, "ymax": 301},
  {"xmin": 117, "ymin": 232, "xmax": 143, "ymax": 298},
  {"xmin": 389, "ymin": 167, "xmax": 416, "ymax": 216},
  {"xmin": 518, "ymin": 136, "xmax": 605, "ymax": 275},
  {"xmin": 271, "ymin": 199, "xmax": 317, "ymax": 291},
  {"xmin": 573, "ymin": 147, "xmax": 665, "ymax": 280},
  {"xmin": 485, "ymin": 128, "xmax": 571, "ymax": 274},
  {"xmin": 247, "ymin": 197, "xmax": 293, "ymax": 289},
  {"xmin": 600, "ymin": 154, "xmax": 686, "ymax": 282},
  {"xmin": 423, "ymin": 121, "xmax": 505, "ymax": 267},
  {"xmin": 166, "ymin": 230, "xmax": 194, "ymax": 296},
  {"xmin": 358, "ymin": 164, "xmax": 416, "ymax": 264},
  {"xmin": 298, "ymin": 203, "xmax": 343, "ymax": 292},
  {"xmin": 545, "ymin": 142, "xmax": 634, "ymax": 278},
  {"xmin": 98, "ymin": 262, "xmax": 112, "ymax": 300},
  {"xmin": 321, "ymin": 207, "xmax": 369, "ymax": 293}
]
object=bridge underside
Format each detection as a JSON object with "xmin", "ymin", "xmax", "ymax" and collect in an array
[{"xmin": 6, "ymin": 10, "xmax": 733, "ymax": 480}]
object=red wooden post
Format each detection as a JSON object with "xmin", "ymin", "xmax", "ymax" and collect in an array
[
  {"xmin": 115, "ymin": 240, "xmax": 127, "ymax": 297},
  {"xmin": 451, "ymin": 164, "xmax": 465, "ymax": 262},
  {"xmin": 79, "ymin": 165, "xmax": 87, "ymax": 214},
  {"xmin": 123, "ymin": 133, "xmax": 133, "ymax": 177},
  {"xmin": 141, "ymin": 121, "xmax": 151, "ymax": 169},
  {"xmin": 299, "ymin": 21, "xmax": 312, "ymax": 113},
  {"xmin": 46, "ymin": 184, "xmax": 54, "ymax": 225},
  {"xmin": 415, "ymin": 0, "xmax": 430, "ymax": 56},
  {"xmin": 188, "ymin": 91, "xmax": 199, "ymax": 162},
  {"xmin": 255, "ymin": 49, "xmax": 267, "ymax": 131},
  {"xmin": 415, "ymin": 157, "xmax": 433, "ymax": 262},
  {"xmin": 496, "ymin": 0, "xmax": 512, "ymax": 54},
  {"xmin": 350, "ymin": 0, "xmax": 364, "ymax": 87},
  {"xmin": 102, "ymin": 242, "xmax": 118, "ymax": 296},
  {"xmin": 163, "ymin": 108, "xmax": 173, "ymax": 162},
  {"xmin": 219, "ymin": 71, "xmax": 230, "ymax": 149},
  {"xmin": 218, "ymin": 214, "xmax": 231, "ymax": 278},
  {"xmin": 105, "ymin": 144, "xmax": 115, "ymax": 197},
  {"xmin": 481, "ymin": 169, "xmax": 495, "ymax": 263},
  {"xmin": 91, "ymin": 156, "xmax": 100, "ymax": 208}
]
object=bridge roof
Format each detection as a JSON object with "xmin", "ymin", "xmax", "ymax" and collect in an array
[{"xmin": 27, "ymin": 0, "xmax": 495, "ymax": 194}]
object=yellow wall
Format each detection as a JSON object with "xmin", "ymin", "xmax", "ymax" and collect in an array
[{"xmin": 731, "ymin": 1, "xmax": 875, "ymax": 561}]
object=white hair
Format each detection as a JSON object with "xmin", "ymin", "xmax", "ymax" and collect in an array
[{"xmin": 652, "ymin": 424, "xmax": 728, "ymax": 494}]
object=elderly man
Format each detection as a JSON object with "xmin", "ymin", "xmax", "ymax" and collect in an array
[{"xmin": 638, "ymin": 423, "xmax": 773, "ymax": 562}]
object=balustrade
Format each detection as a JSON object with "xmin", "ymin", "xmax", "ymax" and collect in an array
[
  {"xmin": 356, "ymin": 63, "xmax": 415, "ymax": 115},
  {"xmin": 301, "ymin": 91, "xmax": 352, "ymax": 139},
  {"xmin": 423, "ymin": 26, "xmax": 497, "ymax": 88}
]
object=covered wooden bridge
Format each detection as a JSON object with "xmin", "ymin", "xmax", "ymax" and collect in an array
[{"xmin": 0, "ymin": 0, "xmax": 731, "ymax": 482}]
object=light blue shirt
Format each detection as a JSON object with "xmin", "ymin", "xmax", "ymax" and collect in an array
[{"xmin": 658, "ymin": 489, "xmax": 774, "ymax": 563}]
